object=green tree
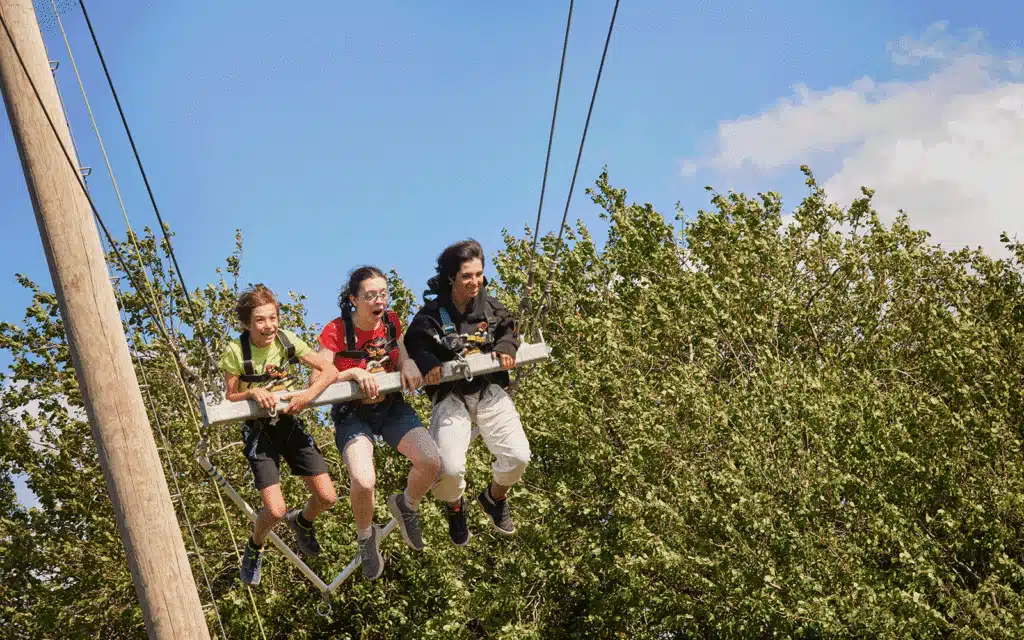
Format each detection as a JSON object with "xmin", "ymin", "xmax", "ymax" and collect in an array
[{"xmin": 2, "ymin": 169, "xmax": 1023, "ymax": 638}]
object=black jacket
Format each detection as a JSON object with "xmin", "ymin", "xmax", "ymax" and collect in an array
[{"xmin": 405, "ymin": 281, "xmax": 519, "ymax": 403}]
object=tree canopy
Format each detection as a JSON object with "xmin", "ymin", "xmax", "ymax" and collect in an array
[{"xmin": 2, "ymin": 168, "xmax": 1023, "ymax": 638}]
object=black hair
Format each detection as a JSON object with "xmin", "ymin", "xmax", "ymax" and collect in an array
[
  {"xmin": 428, "ymin": 239, "xmax": 485, "ymax": 297},
  {"xmin": 338, "ymin": 266, "xmax": 386, "ymax": 315}
]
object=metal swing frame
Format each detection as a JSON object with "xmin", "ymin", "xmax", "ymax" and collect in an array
[{"xmin": 194, "ymin": 341, "xmax": 550, "ymax": 605}]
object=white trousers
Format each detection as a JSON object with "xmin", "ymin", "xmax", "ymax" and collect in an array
[{"xmin": 429, "ymin": 384, "xmax": 531, "ymax": 503}]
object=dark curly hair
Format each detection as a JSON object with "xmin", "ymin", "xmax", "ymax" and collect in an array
[
  {"xmin": 338, "ymin": 266, "xmax": 386, "ymax": 315},
  {"xmin": 427, "ymin": 239, "xmax": 485, "ymax": 298}
]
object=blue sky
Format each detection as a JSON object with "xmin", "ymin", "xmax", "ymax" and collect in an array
[{"xmin": 4, "ymin": 0, "xmax": 1024, "ymax": 507}]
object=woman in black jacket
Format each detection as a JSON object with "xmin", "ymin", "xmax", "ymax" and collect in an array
[{"xmin": 404, "ymin": 239, "xmax": 531, "ymax": 546}]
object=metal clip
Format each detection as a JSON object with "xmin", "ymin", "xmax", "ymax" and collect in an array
[
  {"xmin": 316, "ymin": 599, "xmax": 332, "ymax": 618},
  {"xmin": 454, "ymin": 354, "xmax": 473, "ymax": 382}
]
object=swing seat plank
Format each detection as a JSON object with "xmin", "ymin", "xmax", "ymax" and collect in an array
[{"xmin": 200, "ymin": 341, "xmax": 550, "ymax": 428}]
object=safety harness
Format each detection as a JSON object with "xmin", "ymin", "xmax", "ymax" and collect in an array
[
  {"xmin": 239, "ymin": 330, "xmax": 299, "ymax": 385},
  {"xmin": 336, "ymin": 307, "xmax": 398, "ymax": 373},
  {"xmin": 438, "ymin": 305, "xmax": 495, "ymax": 356}
]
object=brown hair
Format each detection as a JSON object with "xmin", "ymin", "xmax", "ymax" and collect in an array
[{"xmin": 235, "ymin": 284, "xmax": 279, "ymax": 326}]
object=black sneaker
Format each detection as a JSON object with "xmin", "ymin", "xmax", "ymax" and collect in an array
[
  {"xmin": 240, "ymin": 539, "xmax": 264, "ymax": 585},
  {"xmin": 445, "ymin": 497, "xmax": 471, "ymax": 546},
  {"xmin": 285, "ymin": 508, "xmax": 321, "ymax": 557},
  {"xmin": 478, "ymin": 488, "xmax": 515, "ymax": 536}
]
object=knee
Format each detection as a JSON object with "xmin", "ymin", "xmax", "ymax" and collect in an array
[
  {"xmin": 350, "ymin": 472, "xmax": 376, "ymax": 496},
  {"xmin": 265, "ymin": 503, "xmax": 288, "ymax": 522},
  {"xmin": 319, "ymin": 487, "xmax": 338, "ymax": 510},
  {"xmin": 510, "ymin": 445, "xmax": 532, "ymax": 471},
  {"xmin": 437, "ymin": 456, "xmax": 466, "ymax": 482},
  {"xmin": 416, "ymin": 450, "xmax": 442, "ymax": 481}
]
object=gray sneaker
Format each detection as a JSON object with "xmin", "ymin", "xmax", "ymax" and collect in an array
[
  {"xmin": 285, "ymin": 508, "xmax": 321, "ymax": 557},
  {"xmin": 357, "ymin": 524, "xmax": 384, "ymax": 580},
  {"xmin": 387, "ymin": 492, "xmax": 424, "ymax": 551},
  {"xmin": 240, "ymin": 540, "xmax": 264, "ymax": 585}
]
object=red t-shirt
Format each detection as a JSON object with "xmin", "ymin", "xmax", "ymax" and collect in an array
[{"xmin": 318, "ymin": 310, "xmax": 402, "ymax": 374}]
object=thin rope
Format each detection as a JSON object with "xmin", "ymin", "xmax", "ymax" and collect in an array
[
  {"xmin": 46, "ymin": 18, "xmax": 233, "ymax": 635},
  {"xmin": 48, "ymin": 62, "xmax": 87, "ymax": 172},
  {"xmin": 521, "ymin": 0, "xmax": 574, "ymax": 338},
  {"xmin": 48, "ymin": 0, "xmax": 176, "ymax": 343},
  {"xmin": 0, "ymin": 7, "xmax": 200, "ymax": 389},
  {"xmin": 120, "ymin": 275, "xmax": 267, "ymax": 639},
  {"xmin": 77, "ymin": 0, "xmax": 220, "ymax": 383},
  {"xmin": 537, "ymin": 0, "xmax": 620, "ymax": 331}
]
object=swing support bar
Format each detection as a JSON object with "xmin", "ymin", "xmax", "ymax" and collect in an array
[
  {"xmin": 197, "ymin": 428, "xmax": 483, "ymax": 598},
  {"xmin": 200, "ymin": 342, "xmax": 551, "ymax": 429},
  {"xmin": 195, "ymin": 453, "xmax": 331, "ymax": 593}
]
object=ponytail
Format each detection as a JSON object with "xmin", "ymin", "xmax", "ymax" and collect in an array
[{"xmin": 338, "ymin": 266, "xmax": 386, "ymax": 314}]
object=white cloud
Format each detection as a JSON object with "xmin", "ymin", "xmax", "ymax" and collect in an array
[{"xmin": 682, "ymin": 22, "xmax": 1024, "ymax": 256}]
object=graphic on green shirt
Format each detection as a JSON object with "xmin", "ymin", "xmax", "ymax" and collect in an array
[{"xmin": 218, "ymin": 328, "xmax": 313, "ymax": 392}]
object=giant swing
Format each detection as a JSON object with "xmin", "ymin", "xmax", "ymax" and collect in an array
[{"xmin": 3, "ymin": 0, "xmax": 619, "ymax": 623}]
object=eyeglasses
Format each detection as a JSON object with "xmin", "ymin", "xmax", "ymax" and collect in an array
[{"xmin": 359, "ymin": 290, "xmax": 389, "ymax": 303}]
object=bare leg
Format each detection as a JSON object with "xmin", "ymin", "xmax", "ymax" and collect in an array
[
  {"xmin": 301, "ymin": 473, "xmax": 337, "ymax": 521},
  {"xmin": 253, "ymin": 484, "xmax": 287, "ymax": 546},
  {"xmin": 396, "ymin": 427, "xmax": 441, "ymax": 508},
  {"xmin": 489, "ymin": 481, "xmax": 510, "ymax": 500},
  {"xmin": 342, "ymin": 436, "xmax": 376, "ymax": 533}
]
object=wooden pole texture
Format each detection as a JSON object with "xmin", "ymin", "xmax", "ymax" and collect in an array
[{"xmin": 0, "ymin": 1, "xmax": 211, "ymax": 637}]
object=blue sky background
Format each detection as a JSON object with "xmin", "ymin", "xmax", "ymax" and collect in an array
[{"xmin": 3, "ymin": 0, "xmax": 1023, "ymax": 507}]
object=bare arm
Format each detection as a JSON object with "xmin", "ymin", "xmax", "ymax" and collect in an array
[
  {"xmin": 316, "ymin": 347, "xmax": 381, "ymax": 399},
  {"xmin": 300, "ymin": 350, "xmax": 338, "ymax": 398},
  {"xmin": 280, "ymin": 350, "xmax": 338, "ymax": 414},
  {"xmin": 224, "ymin": 372, "xmax": 275, "ymax": 409}
]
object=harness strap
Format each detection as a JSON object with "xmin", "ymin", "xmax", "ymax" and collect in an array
[
  {"xmin": 439, "ymin": 306, "xmax": 457, "ymax": 336},
  {"xmin": 337, "ymin": 309, "xmax": 398, "ymax": 360},
  {"xmin": 239, "ymin": 331, "xmax": 269, "ymax": 383},
  {"xmin": 439, "ymin": 305, "xmax": 496, "ymax": 342},
  {"xmin": 238, "ymin": 330, "xmax": 298, "ymax": 383},
  {"xmin": 276, "ymin": 328, "xmax": 298, "ymax": 365}
]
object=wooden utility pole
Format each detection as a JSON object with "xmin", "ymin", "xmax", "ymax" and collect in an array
[{"xmin": 0, "ymin": 1, "xmax": 211, "ymax": 638}]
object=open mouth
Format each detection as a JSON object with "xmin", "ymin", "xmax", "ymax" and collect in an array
[{"xmin": 372, "ymin": 309, "xmax": 384, "ymax": 318}]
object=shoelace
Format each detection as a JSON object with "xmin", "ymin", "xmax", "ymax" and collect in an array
[
  {"xmin": 357, "ymin": 532, "xmax": 374, "ymax": 552},
  {"xmin": 399, "ymin": 506, "xmax": 420, "ymax": 528},
  {"xmin": 492, "ymin": 497, "xmax": 511, "ymax": 523}
]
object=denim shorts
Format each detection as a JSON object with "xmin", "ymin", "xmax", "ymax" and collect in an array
[{"xmin": 331, "ymin": 393, "xmax": 423, "ymax": 452}]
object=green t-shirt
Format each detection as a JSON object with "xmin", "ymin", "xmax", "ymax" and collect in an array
[{"xmin": 218, "ymin": 328, "xmax": 313, "ymax": 392}]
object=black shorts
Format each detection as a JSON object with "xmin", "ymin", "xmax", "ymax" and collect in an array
[{"xmin": 241, "ymin": 414, "xmax": 329, "ymax": 491}]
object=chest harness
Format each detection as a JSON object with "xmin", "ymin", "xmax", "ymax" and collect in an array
[
  {"xmin": 239, "ymin": 330, "xmax": 299, "ymax": 387},
  {"xmin": 330, "ymin": 309, "xmax": 400, "ymax": 411},
  {"xmin": 337, "ymin": 308, "xmax": 398, "ymax": 374},
  {"xmin": 436, "ymin": 305, "xmax": 498, "ymax": 382},
  {"xmin": 239, "ymin": 330, "xmax": 300, "ymax": 426}
]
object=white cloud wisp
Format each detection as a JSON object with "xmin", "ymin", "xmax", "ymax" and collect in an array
[{"xmin": 682, "ymin": 22, "xmax": 1024, "ymax": 256}]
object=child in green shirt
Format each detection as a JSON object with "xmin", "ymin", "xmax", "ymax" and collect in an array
[{"xmin": 218, "ymin": 284, "xmax": 338, "ymax": 585}]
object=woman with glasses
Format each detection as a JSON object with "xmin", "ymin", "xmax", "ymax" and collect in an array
[{"xmin": 317, "ymin": 266, "xmax": 440, "ymax": 580}]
